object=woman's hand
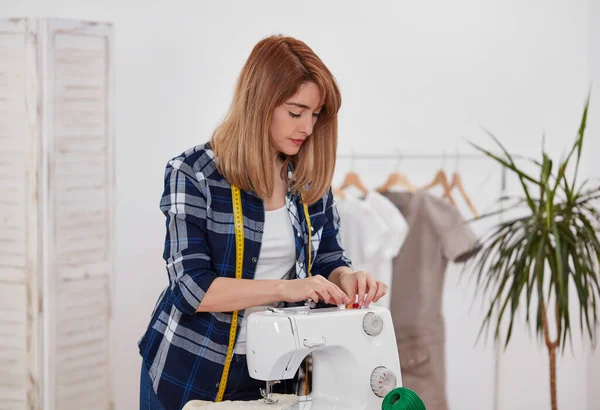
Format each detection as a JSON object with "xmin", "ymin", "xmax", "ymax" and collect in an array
[
  {"xmin": 337, "ymin": 269, "xmax": 388, "ymax": 307},
  {"xmin": 278, "ymin": 275, "xmax": 351, "ymax": 305}
]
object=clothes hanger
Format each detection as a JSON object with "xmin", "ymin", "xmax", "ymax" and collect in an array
[
  {"xmin": 333, "ymin": 186, "xmax": 346, "ymax": 200},
  {"xmin": 445, "ymin": 173, "xmax": 478, "ymax": 216},
  {"xmin": 337, "ymin": 151, "xmax": 369, "ymax": 197},
  {"xmin": 421, "ymin": 151, "xmax": 456, "ymax": 205},
  {"xmin": 377, "ymin": 152, "xmax": 417, "ymax": 193},
  {"xmin": 443, "ymin": 150, "xmax": 478, "ymax": 217},
  {"xmin": 339, "ymin": 172, "xmax": 369, "ymax": 197}
]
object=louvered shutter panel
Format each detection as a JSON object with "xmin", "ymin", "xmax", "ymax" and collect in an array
[
  {"xmin": 0, "ymin": 18, "xmax": 115, "ymax": 410},
  {"xmin": 0, "ymin": 19, "xmax": 41, "ymax": 410},
  {"xmin": 50, "ymin": 20, "xmax": 114, "ymax": 410}
]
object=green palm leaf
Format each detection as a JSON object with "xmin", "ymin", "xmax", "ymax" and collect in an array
[{"xmin": 466, "ymin": 94, "xmax": 600, "ymax": 361}]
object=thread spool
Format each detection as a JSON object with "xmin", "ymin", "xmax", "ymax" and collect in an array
[{"xmin": 382, "ymin": 387, "xmax": 426, "ymax": 410}]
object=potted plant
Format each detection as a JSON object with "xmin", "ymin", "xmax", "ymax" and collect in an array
[{"xmin": 466, "ymin": 95, "xmax": 599, "ymax": 410}]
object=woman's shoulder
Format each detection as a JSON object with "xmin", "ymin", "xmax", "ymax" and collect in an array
[{"xmin": 164, "ymin": 141, "xmax": 222, "ymax": 182}]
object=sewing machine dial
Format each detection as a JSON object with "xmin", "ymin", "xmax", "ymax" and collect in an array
[
  {"xmin": 362, "ymin": 312, "xmax": 384, "ymax": 336},
  {"xmin": 370, "ymin": 366, "xmax": 397, "ymax": 398}
]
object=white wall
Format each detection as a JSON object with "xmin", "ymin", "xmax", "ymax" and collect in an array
[
  {"xmin": 586, "ymin": 1, "xmax": 600, "ymax": 409},
  {"xmin": 0, "ymin": 1, "xmax": 593, "ymax": 409}
]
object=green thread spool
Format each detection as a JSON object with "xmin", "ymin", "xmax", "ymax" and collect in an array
[{"xmin": 382, "ymin": 387, "xmax": 426, "ymax": 410}]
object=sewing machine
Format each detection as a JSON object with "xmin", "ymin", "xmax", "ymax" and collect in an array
[{"xmin": 245, "ymin": 304, "xmax": 402, "ymax": 409}]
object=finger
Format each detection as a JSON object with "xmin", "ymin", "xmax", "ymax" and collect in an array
[
  {"xmin": 376, "ymin": 282, "xmax": 388, "ymax": 300},
  {"xmin": 357, "ymin": 271, "xmax": 367, "ymax": 306},
  {"xmin": 364, "ymin": 277, "xmax": 378, "ymax": 306},
  {"xmin": 348, "ymin": 274, "xmax": 358, "ymax": 302},
  {"xmin": 342, "ymin": 277, "xmax": 357, "ymax": 303},
  {"xmin": 338, "ymin": 285, "xmax": 351, "ymax": 304},
  {"xmin": 315, "ymin": 287, "xmax": 331, "ymax": 304},
  {"xmin": 308, "ymin": 290, "xmax": 319, "ymax": 304},
  {"xmin": 325, "ymin": 287, "xmax": 341, "ymax": 305},
  {"xmin": 328, "ymin": 281, "xmax": 348, "ymax": 304},
  {"xmin": 373, "ymin": 282, "xmax": 387, "ymax": 303},
  {"xmin": 327, "ymin": 283, "xmax": 348, "ymax": 305},
  {"xmin": 323, "ymin": 273, "xmax": 352, "ymax": 304}
]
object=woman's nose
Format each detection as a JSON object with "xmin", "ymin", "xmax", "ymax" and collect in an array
[{"xmin": 299, "ymin": 115, "xmax": 314, "ymax": 136}]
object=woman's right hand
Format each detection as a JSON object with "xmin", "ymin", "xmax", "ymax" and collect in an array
[{"xmin": 278, "ymin": 275, "xmax": 351, "ymax": 305}]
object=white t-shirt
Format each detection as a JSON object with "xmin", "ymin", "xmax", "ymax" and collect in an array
[
  {"xmin": 336, "ymin": 195, "xmax": 387, "ymax": 270},
  {"xmin": 234, "ymin": 205, "xmax": 295, "ymax": 354},
  {"xmin": 336, "ymin": 191, "xmax": 408, "ymax": 309}
]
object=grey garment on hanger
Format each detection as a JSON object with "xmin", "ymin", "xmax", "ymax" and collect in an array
[{"xmin": 383, "ymin": 190, "xmax": 481, "ymax": 410}]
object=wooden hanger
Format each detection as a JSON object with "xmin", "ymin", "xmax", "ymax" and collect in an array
[
  {"xmin": 422, "ymin": 169, "xmax": 456, "ymax": 205},
  {"xmin": 336, "ymin": 151, "xmax": 369, "ymax": 198},
  {"xmin": 444, "ymin": 172, "xmax": 478, "ymax": 217},
  {"xmin": 377, "ymin": 171, "xmax": 417, "ymax": 193},
  {"xmin": 338, "ymin": 171, "xmax": 369, "ymax": 197},
  {"xmin": 333, "ymin": 186, "xmax": 346, "ymax": 200},
  {"xmin": 376, "ymin": 152, "xmax": 416, "ymax": 193}
]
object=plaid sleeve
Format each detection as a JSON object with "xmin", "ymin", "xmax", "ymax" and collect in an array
[
  {"xmin": 160, "ymin": 159, "xmax": 217, "ymax": 315},
  {"xmin": 312, "ymin": 188, "xmax": 353, "ymax": 279}
]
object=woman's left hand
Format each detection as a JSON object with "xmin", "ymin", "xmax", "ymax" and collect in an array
[{"xmin": 337, "ymin": 270, "xmax": 388, "ymax": 307}]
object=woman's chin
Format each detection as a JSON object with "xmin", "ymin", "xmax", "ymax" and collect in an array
[{"xmin": 279, "ymin": 144, "xmax": 301, "ymax": 156}]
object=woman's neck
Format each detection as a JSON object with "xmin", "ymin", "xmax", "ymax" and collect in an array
[
  {"xmin": 263, "ymin": 153, "xmax": 287, "ymax": 211},
  {"xmin": 273, "ymin": 152, "xmax": 285, "ymax": 173}
]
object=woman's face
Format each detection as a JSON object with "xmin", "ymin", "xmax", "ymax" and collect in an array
[{"xmin": 269, "ymin": 82, "xmax": 323, "ymax": 157}]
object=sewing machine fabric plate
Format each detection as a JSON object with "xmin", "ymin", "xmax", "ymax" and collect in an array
[{"xmin": 182, "ymin": 394, "xmax": 299, "ymax": 409}]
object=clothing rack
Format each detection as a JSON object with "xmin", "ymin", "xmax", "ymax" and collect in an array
[
  {"xmin": 336, "ymin": 152, "xmax": 516, "ymax": 189},
  {"xmin": 337, "ymin": 152, "xmax": 527, "ymax": 161},
  {"xmin": 337, "ymin": 153, "xmax": 488, "ymax": 160}
]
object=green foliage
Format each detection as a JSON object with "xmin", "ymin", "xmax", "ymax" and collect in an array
[{"xmin": 467, "ymin": 94, "xmax": 600, "ymax": 353}]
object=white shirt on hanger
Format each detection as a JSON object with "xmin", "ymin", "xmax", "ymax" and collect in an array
[
  {"xmin": 335, "ymin": 191, "xmax": 408, "ymax": 309},
  {"xmin": 363, "ymin": 190, "xmax": 408, "ymax": 309},
  {"xmin": 336, "ymin": 195, "xmax": 387, "ymax": 268}
]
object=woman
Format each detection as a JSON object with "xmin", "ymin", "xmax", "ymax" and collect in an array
[{"xmin": 137, "ymin": 34, "xmax": 388, "ymax": 410}]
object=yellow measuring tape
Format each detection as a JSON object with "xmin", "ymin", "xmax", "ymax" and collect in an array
[
  {"xmin": 215, "ymin": 186, "xmax": 312, "ymax": 401},
  {"xmin": 215, "ymin": 185, "xmax": 244, "ymax": 401},
  {"xmin": 301, "ymin": 196, "xmax": 313, "ymax": 395},
  {"xmin": 302, "ymin": 201, "xmax": 312, "ymax": 278}
]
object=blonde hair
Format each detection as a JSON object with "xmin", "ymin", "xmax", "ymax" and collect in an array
[{"xmin": 210, "ymin": 34, "xmax": 342, "ymax": 204}]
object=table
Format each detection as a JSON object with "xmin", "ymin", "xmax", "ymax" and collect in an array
[{"xmin": 182, "ymin": 394, "xmax": 299, "ymax": 409}]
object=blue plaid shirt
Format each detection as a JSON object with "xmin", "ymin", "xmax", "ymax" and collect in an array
[{"xmin": 137, "ymin": 142, "xmax": 352, "ymax": 410}]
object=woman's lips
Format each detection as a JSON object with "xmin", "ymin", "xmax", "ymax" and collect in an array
[{"xmin": 291, "ymin": 139, "xmax": 304, "ymax": 146}]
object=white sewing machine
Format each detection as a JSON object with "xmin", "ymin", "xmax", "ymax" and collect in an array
[{"xmin": 245, "ymin": 304, "xmax": 402, "ymax": 409}]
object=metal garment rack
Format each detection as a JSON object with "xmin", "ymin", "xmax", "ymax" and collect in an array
[
  {"xmin": 337, "ymin": 153, "xmax": 488, "ymax": 160},
  {"xmin": 336, "ymin": 152, "xmax": 509, "ymax": 191}
]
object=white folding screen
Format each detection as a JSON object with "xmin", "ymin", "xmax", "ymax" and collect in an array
[
  {"xmin": 0, "ymin": 18, "xmax": 42, "ymax": 410},
  {"xmin": 0, "ymin": 18, "xmax": 115, "ymax": 410}
]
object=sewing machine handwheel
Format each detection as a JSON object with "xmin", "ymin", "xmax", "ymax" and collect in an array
[
  {"xmin": 362, "ymin": 312, "xmax": 384, "ymax": 336},
  {"xmin": 370, "ymin": 366, "xmax": 397, "ymax": 398}
]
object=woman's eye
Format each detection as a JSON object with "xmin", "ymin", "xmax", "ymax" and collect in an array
[
  {"xmin": 288, "ymin": 112, "xmax": 301, "ymax": 118},
  {"xmin": 313, "ymin": 112, "xmax": 321, "ymax": 118}
]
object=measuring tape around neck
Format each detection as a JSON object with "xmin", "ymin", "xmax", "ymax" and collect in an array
[
  {"xmin": 302, "ymin": 197, "xmax": 312, "ymax": 278},
  {"xmin": 300, "ymin": 194, "xmax": 313, "ymax": 396},
  {"xmin": 215, "ymin": 186, "xmax": 312, "ymax": 402}
]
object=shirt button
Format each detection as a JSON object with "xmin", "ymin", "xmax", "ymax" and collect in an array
[
  {"xmin": 300, "ymin": 262, "xmax": 304, "ymax": 268},
  {"xmin": 257, "ymin": 226, "xmax": 262, "ymax": 232},
  {"xmin": 311, "ymin": 226, "xmax": 314, "ymax": 231},
  {"xmin": 297, "ymin": 232, "xmax": 301, "ymax": 237},
  {"xmin": 215, "ymin": 383, "xmax": 220, "ymax": 387},
  {"xmin": 252, "ymin": 257, "xmax": 257, "ymax": 263}
]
